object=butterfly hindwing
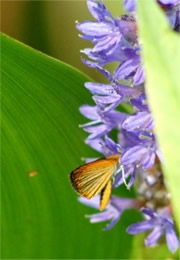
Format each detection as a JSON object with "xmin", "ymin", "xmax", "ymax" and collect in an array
[{"xmin": 100, "ymin": 179, "xmax": 112, "ymax": 211}]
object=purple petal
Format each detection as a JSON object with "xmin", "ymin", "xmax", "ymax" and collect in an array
[
  {"xmin": 138, "ymin": 131, "xmax": 154, "ymax": 143},
  {"xmin": 93, "ymin": 32, "xmax": 121, "ymax": 54},
  {"xmin": 102, "ymin": 99, "xmax": 122, "ymax": 113},
  {"xmin": 77, "ymin": 21, "xmax": 114, "ymax": 37},
  {"xmin": 141, "ymin": 208, "xmax": 157, "ymax": 218},
  {"xmin": 87, "ymin": 0, "xmax": 114, "ymax": 22},
  {"xmin": 81, "ymin": 58, "xmax": 113, "ymax": 81},
  {"xmin": 116, "ymin": 83, "xmax": 142, "ymax": 97},
  {"xmin": 133, "ymin": 65, "xmax": 145, "ymax": 85},
  {"xmin": 123, "ymin": 0, "xmax": 136, "ymax": 12},
  {"xmin": 122, "ymin": 112, "xmax": 152, "ymax": 132},
  {"xmin": 121, "ymin": 145, "xmax": 147, "ymax": 165},
  {"xmin": 85, "ymin": 82, "xmax": 115, "ymax": 95},
  {"xmin": 103, "ymin": 214, "xmax": 121, "ymax": 231},
  {"xmin": 118, "ymin": 130, "xmax": 142, "ymax": 148},
  {"xmin": 85, "ymin": 124, "xmax": 108, "ymax": 139},
  {"xmin": 81, "ymin": 48, "xmax": 98, "ymax": 61},
  {"xmin": 114, "ymin": 58, "xmax": 139, "ymax": 80},
  {"xmin": 85, "ymin": 138, "xmax": 107, "ymax": 155},
  {"xmin": 87, "ymin": 0, "xmax": 105, "ymax": 21},
  {"xmin": 78, "ymin": 195, "xmax": 100, "ymax": 209},
  {"xmin": 111, "ymin": 196, "xmax": 139, "ymax": 211},
  {"xmin": 124, "ymin": 47, "xmax": 139, "ymax": 59},
  {"xmin": 166, "ymin": 225, "xmax": 179, "ymax": 253},
  {"xmin": 127, "ymin": 220, "xmax": 155, "ymax": 234},
  {"xmin": 127, "ymin": 169, "xmax": 136, "ymax": 189},
  {"xmin": 79, "ymin": 34, "xmax": 96, "ymax": 42},
  {"xmin": 113, "ymin": 172, "xmax": 123, "ymax": 187},
  {"xmin": 159, "ymin": 0, "xmax": 179, "ymax": 4},
  {"xmin": 104, "ymin": 135, "xmax": 121, "ymax": 154},
  {"xmin": 93, "ymin": 95, "xmax": 120, "ymax": 104},
  {"xmin": 105, "ymin": 47, "xmax": 129, "ymax": 62},
  {"xmin": 87, "ymin": 210, "xmax": 114, "ymax": 223},
  {"xmin": 86, "ymin": 137, "xmax": 119, "ymax": 156},
  {"xmin": 108, "ymin": 111, "xmax": 127, "ymax": 124},
  {"xmin": 82, "ymin": 47, "xmax": 127, "ymax": 64},
  {"xmin": 81, "ymin": 196, "xmax": 124, "ymax": 231},
  {"xmin": 141, "ymin": 150, "xmax": 155, "ymax": 169},
  {"xmin": 80, "ymin": 105, "xmax": 100, "ymax": 120},
  {"xmin": 145, "ymin": 226, "xmax": 164, "ymax": 246},
  {"xmin": 130, "ymin": 94, "xmax": 148, "ymax": 111}
]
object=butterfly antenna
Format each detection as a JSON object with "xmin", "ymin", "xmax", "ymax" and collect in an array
[{"xmin": 120, "ymin": 165, "xmax": 129, "ymax": 190}]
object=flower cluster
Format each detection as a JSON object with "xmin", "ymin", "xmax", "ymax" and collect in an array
[{"xmin": 76, "ymin": 0, "xmax": 180, "ymax": 253}]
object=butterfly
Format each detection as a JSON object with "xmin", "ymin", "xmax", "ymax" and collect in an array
[{"xmin": 70, "ymin": 154, "xmax": 121, "ymax": 211}]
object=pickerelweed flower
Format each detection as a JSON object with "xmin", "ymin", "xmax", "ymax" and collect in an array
[
  {"xmin": 127, "ymin": 208, "xmax": 179, "ymax": 253},
  {"xmin": 74, "ymin": 0, "xmax": 180, "ymax": 254},
  {"xmin": 79, "ymin": 195, "xmax": 141, "ymax": 230}
]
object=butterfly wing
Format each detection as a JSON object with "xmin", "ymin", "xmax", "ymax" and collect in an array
[
  {"xmin": 100, "ymin": 179, "xmax": 112, "ymax": 211},
  {"xmin": 70, "ymin": 155, "xmax": 119, "ymax": 199}
]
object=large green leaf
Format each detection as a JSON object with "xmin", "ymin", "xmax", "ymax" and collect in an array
[
  {"xmin": 137, "ymin": 1, "xmax": 180, "ymax": 227},
  {"xmin": 1, "ymin": 34, "xmax": 139, "ymax": 259}
]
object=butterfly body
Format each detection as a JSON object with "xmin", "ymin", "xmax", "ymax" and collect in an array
[{"xmin": 70, "ymin": 154, "xmax": 120, "ymax": 210}]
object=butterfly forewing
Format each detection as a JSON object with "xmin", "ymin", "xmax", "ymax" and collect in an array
[{"xmin": 70, "ymin": 154, "xmax": 120, "ymax": 200}]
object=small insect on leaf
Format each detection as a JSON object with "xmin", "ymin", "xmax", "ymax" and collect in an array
[
  {"xmin": 28, "ymin": 170, "xmax": 38, "ymax": 177},
  {"xmin": 70, "ymin": 154, "xmax": 120, "ymax": 210}
]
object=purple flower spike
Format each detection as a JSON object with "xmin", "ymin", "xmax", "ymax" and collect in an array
[
  {"xmin": 79, "ymin": 195, "xmax": 140, "ymax": 230},
  {"xmin": 75, "ymin": 0, "xmax": 179, "ymax": 254},
  {"xmin": 127, "ymin": 208, "xmax": 179, "ymax": 253}
]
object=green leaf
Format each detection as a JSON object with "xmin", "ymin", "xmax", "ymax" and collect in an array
[
  {"xmin": 137, "ymin": 1, "xmax": 180, "ymax": 227},
  {"xmin": 1, "ymin": 33, "xmax": 139, "ymax": 259}
]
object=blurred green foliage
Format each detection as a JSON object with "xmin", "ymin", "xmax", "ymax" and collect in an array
[{"xmin": 1, "ymin": 0, "xmax": 123, "ymax": 82}]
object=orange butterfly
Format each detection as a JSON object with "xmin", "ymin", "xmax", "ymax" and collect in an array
[{"xmin": 70, "ymin": 154, "xmax": 121, "ymax": 211}]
